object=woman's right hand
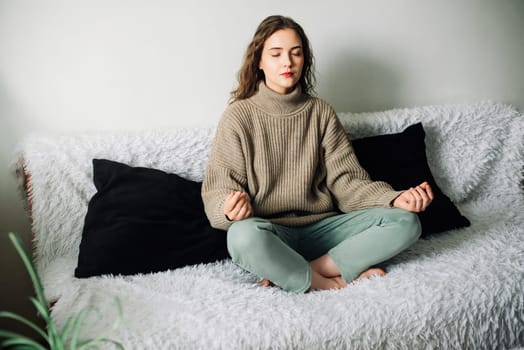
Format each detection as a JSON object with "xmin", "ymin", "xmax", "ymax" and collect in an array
[{"xmin": 224, "ymin": 191, "xmax": 253, "ymax": 221}]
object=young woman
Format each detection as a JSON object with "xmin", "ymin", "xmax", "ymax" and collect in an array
[{"xmin": 202, "ymin": 15, "xmax": 433, "ymax": 293}]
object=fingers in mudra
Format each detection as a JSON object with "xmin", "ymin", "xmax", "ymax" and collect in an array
[
  {"xmin": 224, "ymin": 191, "xmax": 252, "ymax": 221},
  {"xmin": 409, "ymin": 188, "xmax": 425, "ymax": 212},
  {"xmin": 397, "ymin": 181, "xmax": 434, "ymax": 212},
  {"xmin": 235, "ymin": 201, "xmax": 252, "ymax": 220},
  {"xmin": 411, "ymin": 187, "xmax": 424, "ymax": 211}
]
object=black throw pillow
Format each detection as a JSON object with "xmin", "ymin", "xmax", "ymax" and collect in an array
[
  {"xmin": 75, "ymin": 159, "xmax": 229, "ymax": 278},
  {"xmin": 351, "ymin": 123, "xmax": 470, "ymax": 236}
]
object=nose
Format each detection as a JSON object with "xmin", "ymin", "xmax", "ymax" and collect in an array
[{"xmin": 282, "ymin": 53, "xmax": 292, "ymax": 67}]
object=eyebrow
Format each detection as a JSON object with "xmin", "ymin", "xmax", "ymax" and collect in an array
[{"xmin": 268, "ymin": 45, "xmax": 302, "ymax": 51}]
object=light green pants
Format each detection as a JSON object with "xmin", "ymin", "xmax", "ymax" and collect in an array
[{"xmin": 227, "ymin": 208, "xmax": 421, "ymax": 293}]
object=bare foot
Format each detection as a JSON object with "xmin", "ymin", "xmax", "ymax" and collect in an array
[
  {"xmin": 260, "ymin": 270, "xmax": 350, "ymax": 291},
  {"xmin": 259, "ymin": 278, "xmax": 274, "ymax": 287},
  {"xmin": 352, "ymin": 267, "xmax": 386, "ymax": 283},
  {"xmin": 310, "ymin": 269, "xmax": 348, "ymax": 291},
  {"xmin": 310, "ymin": 254, "xmax": 342, "ymax": 278}
]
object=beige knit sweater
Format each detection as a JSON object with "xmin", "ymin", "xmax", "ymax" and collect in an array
[{"xmin": 202, "ymin": 82, "xmax": 402, "ymax": 230}]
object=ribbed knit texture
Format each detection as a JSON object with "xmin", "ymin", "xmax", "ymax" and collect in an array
[{"xmin": 202, "ymin": 82, "xmax": 401, "ymax": 230}]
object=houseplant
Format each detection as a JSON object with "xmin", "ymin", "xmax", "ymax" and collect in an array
[{"xmin": 0, "ymin": 232, "xmax": 123, "ymax": 349}]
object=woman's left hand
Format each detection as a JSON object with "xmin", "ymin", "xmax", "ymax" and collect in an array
[{"xmin": 392, "ymin": 181, "xmax": 434, "ymax": 212}]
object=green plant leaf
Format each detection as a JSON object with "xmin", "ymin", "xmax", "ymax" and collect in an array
[
  {"xmin": 0, "ymin": 311, "xmax": 48, "ymax": 341},
  {"xmin": 28, "ymin": 298, "xmax": 52, "ymax": 325},
  {"xmin": 7, "ymin": 233, "xmax": 48, "ymax": 311},
  {"xmin": 28, "ymin": 297, "xmax": 47, "ymax": 319},
  {"xmin": 75, "ymin": 298, "xmax": 124, "ymax": 350},
  {"xmin": 1, "ymin": 336, "xmax": 47, "ymax": 350},
  {"xmin": 29, "ymin": 294, "xmax": 62, "ymax": 349},
  {"xmin": 5, "ymin": 233, "xmax": 63, "ymax": 350},
  {"xmin": 109, "ymin": 297, "xmax": 123, "ymax": 332},
  {"xmin": 0, "ymin": 329, "xmax": 28, "ymax": 339},
  {"xmin": 59, "ymin": 315, "xmax": 75, "ymax": 343},
  {"xmin": 68, "ymin": 308, "xmax": 91, "ymax": 350},
  {"xmin": 4, "ymin": 233, "xmax": 124, "ymax": 350},
  {"xmin": 79, "ymin": 337, "xmax": 125, "ymax": 350}
]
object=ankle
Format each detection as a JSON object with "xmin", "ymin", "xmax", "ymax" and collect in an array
[
  {"xmin": 310, "ymin": 269, "xmax": 347, "ymax": 291},
  {"xmin": 310, "ymin": 255, "xmax": 341, "ymax": 278}
]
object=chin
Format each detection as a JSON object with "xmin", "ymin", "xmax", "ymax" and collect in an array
[{"xmin": 281, "ymin": 82, "xmax": 298, "ymax": 91}]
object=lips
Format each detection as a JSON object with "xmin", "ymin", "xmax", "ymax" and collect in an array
[{"xmin": 281, "ymin": 72, "xmax": 293, "ymax": 78}]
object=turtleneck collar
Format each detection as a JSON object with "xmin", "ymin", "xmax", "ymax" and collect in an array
[{"xmin": 248, "ymin": 81, "xmax": 309, "ymax": 115}]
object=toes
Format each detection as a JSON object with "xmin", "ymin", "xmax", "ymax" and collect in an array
[
  {"xmin": 333, "ymin": 276, "xmax": 348, "ymax": 288},
  {"xmin": 259, "ymin": 279, "xmax": 274, "ymax": 287},
  {"xmin": 369, "ymin": 268, "xmax": 386, "ymax": 277},
  {"xmin": 354, "ymin": 268, "xmax": 387, "ymax": 282}
]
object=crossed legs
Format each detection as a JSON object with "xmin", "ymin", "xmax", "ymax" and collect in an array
[
  {"xmin": 227, "ymin": 209, "xmax": 421, "ymax": 293},
  {"xmin": 309, "ymin": 254, "xmax": 386, "ymax": 290},
  {"xmin": 260, "ymin": 254, "xmax": 386, "ymax": 290}
]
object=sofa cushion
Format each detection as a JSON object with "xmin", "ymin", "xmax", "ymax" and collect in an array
[
  {"xmin": 76, "ymin": 123, "xmax": 469, "ymax": 278},
  {"xmin": 75, "ymin": 159, "xmax": 229, "ymax": 278},
  {"xmin": 351, "ymin": 122, "xmax": 470, "ymax": 236}
]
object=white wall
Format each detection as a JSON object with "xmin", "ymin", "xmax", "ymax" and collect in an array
[{"xmin": 1, "ymin": 0, "xmax": 523, "ymax": 336}]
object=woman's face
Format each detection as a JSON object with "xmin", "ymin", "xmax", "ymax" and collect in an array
[{"xmin": 259, "ymin": 28, "xmax": 304, "ymax": 94}]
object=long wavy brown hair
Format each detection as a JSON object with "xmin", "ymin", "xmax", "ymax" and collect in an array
[{"xmin": 230, "ymin": 15, "xmax": 316, "ymax": 103}]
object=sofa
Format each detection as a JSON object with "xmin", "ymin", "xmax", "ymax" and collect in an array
[{"xmin": 14, "ymin": 101, "xmax": 523, "ymax": 349}]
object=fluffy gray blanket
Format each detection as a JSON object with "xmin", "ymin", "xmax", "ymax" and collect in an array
[{"xmin": 15, "ymin": 101, "xmax": 524, "ymax": 349}]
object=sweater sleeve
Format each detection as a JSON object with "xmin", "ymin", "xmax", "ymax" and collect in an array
[
  {"xmin": 322, "ymin": 109, "xmax": 403, "ymax": 212},
  {"xmin": 202, "ymin": 113, "xmax": 250, "ymax": 231}
]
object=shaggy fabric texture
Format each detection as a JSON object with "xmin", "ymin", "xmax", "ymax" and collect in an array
[{"xmin": 14, "ymin": 101, "xmax": 524, "ymax": 349}]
